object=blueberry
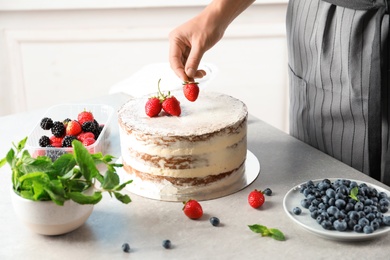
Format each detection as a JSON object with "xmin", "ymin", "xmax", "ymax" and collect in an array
[
  {"xmin": 263, "ymin": 188, "xmax": 272, "ymax": 196},
  {"xmin": 333, "ymin": 219, "xmax": 348, "ymax": 231},
  {"xmin": 354, "ymin": 201, "xmax": 364, "ymax": 211},
  {"xmin": 122, "ymin": 243, "xmax": 130, "ymax": 253},
  {"xmin": 380, "ymin": 198, "xmax": 390, "ymax": 207},
  {"xmin": 162, "ymin": 239, "xmax": 171, "ymax": 249},
  {"xmin": 300, "ymin": 199, "xmax": 311, "ymax": 209},
  {"xmin": 383, "ymin": 216, "xmax": 390, "ymax": 226},
  {"xmin": 325, "ymin": 188, "xmax": 336, "ymax": 198},
  {"xmin": 326, "ymin": 206, "xmax": 339, "ymax": 216},
  {"xmin": 293, "ymin": 207, "xmax": 302, "ymax": 215},
  {"xmin": 335, "ymin": 199, "xmax": 346, "ymax": 209},
  {"xmin": 371, "ymin": 220, "xmax": 380, "ymax": 230},
  {"xmin": 321, "ymin": 220, "xmax": 333, "ymax": 230},
  {"xmin": 358, "ymin": 217, "xmax": 370, "ymax": 227},
  {"xmin": 363, "ymin": 225, "xmax": 374, "ymax": 234},
  {"xmin": 210, "ymin": 217, "xmax": 220, "ymax": 226},
  {"xmin": 353, "ymin": 224, "xmax": 363, "ymax": 233}
]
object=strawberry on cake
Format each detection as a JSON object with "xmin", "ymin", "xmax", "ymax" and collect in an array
[{"xmin": 117, "ymin": 90, "xmax": 248, "ymax": 201}]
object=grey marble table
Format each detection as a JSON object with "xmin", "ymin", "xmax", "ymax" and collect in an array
[{"xmin": 1, "ymin": 93, "xmax": 390, "ymax": 259}]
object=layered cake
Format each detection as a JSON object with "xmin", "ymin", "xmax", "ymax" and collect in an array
[{"xmin": 118, "ymin": 91, "xmax": 248, "ymax": 201}]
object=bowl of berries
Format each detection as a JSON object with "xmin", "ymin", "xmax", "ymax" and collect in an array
[{"xmin": 26, "ymin": 104, "xmax": 114, "ymax": 161}]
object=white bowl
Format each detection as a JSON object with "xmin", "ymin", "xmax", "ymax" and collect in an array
[{"xmin": 10, "ymin": 188, "xmax": 94, "ymax": 235}]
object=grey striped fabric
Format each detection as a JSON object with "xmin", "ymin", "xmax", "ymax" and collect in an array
[{"xmin": 286, "ymin": 0, "xmax": 389, "ymax": 184}]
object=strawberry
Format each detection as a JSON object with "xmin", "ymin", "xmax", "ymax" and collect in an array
[
  {"xmin": 77, "ymin": 110, "xmax": 94, "ymax": 125},
  {"xmin": 183, "ymin": 199, "xmax": 203, "ymax": 219},
  {"xmin": 183, "ymin": 81, "xmax": 199, "ymax": 102},
  {"xmin": 248, "ymin": 189, "xmax": 265, "ymax": 209},
  {"xmin": 82, "ymin": 137, "xmax": 95, "ymax": 147},
  {"xmin": 145, "ymin": 97, "xmax": 162, "ymax": 117},
  {"xmin": 66, "ymin": 120, "xmax": 82, "ymax": 136},
  {"xmin": 162, "ymin": 96, "xmax": 181, "ymax": 116},
  {"xmin": 77, "ymin": 132, "xmax": 95, "ymax": 142}
]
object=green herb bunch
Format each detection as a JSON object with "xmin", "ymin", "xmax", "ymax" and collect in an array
[{"xmin": 0, "ymin": 137, "xmax": 132, "ymax": 206}]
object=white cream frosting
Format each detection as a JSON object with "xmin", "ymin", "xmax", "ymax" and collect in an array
[{"xmin": 118, "ymin": 91, "xmax": 248, "ymax": 180}]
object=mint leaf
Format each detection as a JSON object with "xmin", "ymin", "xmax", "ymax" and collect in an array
[
  {"xmin": 248, "ymin": 224, "xmax": 269, "ymax": 234},
  {"xmin": 52, "ymin": 153, "xmax": 76, "ymax": 177},
  {"xmin": 269, "ymin": 228, "xmax": 286, "ymax": 241},
  {"xmin": 113, "ymin": 191, "xmax": 132, "ymax": 204},
  {"xmin": 248, "ymin": 224, "xmax": 285, "ymax": 241},
  {"xmin": 68, "ymin": 191, "xmax": 102, "ymax": 205},
  {"xmin": 102, "ymin": 169, "xmax": 120, "ymax": 190},
  {"xmin": 349, "ymin": 186, "xmax": 359, "ymax": 202},
  {"xmin": 72, "ymin": 140, "xmax": 99, "ymax": 181}
]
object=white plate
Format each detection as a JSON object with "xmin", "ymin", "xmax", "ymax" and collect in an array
[
  {"xmin": 117, "ymin": 150, "xmax": 260, "ymax": 201},
  {"xmin": 283, "ymin": 178, "xmax": 390, "ymax": 241}
]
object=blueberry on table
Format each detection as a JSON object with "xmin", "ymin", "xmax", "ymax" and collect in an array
[
  {"xmin": 122, "ymin": 243, "xmax": 130, "ymax": 253},
  {"xmin": 263, "ymin": 188, "xmax": 272, "ymax": 196},
  {"xmin": 162, "ymin": 239, "xmax": 171, "ymax": 249},
  {"xmin": 210, "ymin": 217, "xmax": 220, "ymax": 226}
]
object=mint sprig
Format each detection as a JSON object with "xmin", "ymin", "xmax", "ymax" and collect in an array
[
  {"xmin": 349, "ymin": 186, "xmax": 359, "ymax": 202},
  {"xmin": 1, "ymin": 137, "xmax": 132, "ymax": 205},
  {"xmin": 248, "ymin": 224, "xmax": 285, "ymax": 241}
]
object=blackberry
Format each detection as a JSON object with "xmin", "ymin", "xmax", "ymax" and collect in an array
[
  {"xmin": 38, "ymin": 135, "xmax": 51, "ymax": 147},
  {"xmin": 51, "ymin": 121, "xmax": 66, "ymax": 137},
  {"xmin": 45, "ymin": 146, "xmax": 66, "ymax": 161},
  {"xmin": 93, "ymin": 124, "xmax": 104, "ymax": 140},
  {"xmin": 82, "ymin": 121, "xmax": 97, "ymax": 133},
  {"xmin": 40, "ymin": 117, "xmax": 54, "ymax": 130},
  {"xmin": 62, "ymin": 135, "xmax": 77, "ymax": 147}
]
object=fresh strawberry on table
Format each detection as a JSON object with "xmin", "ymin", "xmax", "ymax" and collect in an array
[
  {"xmin": 248, "ymin": 189, "xmax": 265, "ymax": 209},
  {"xmin": 183, "ymin": 199, "xmax": 203, "ymax": 219},
  {"xmin": 183, "ymin": 81, "xmax": 199, "ymax": 102}
]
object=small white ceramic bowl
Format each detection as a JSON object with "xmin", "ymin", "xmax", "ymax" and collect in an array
[{"xmin": 10, "ymin": 188, "xmax": 94, "ymax": 235}]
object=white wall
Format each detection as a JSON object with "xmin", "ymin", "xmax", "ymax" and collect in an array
[{"xmin": 0, "ymin": 0, "xmax": 289, "ymax": 132}]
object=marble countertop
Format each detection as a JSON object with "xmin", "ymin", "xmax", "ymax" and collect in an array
[{"xmin": 1, "ymin": 93, "xmax": 389, "ymax": 259}]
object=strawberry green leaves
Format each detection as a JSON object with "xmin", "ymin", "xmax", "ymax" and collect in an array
[
  {"xmin": 248, "ymin": 224, "xmax": 286, "ymax": 241},
  {"xmin": 1, "ymin": 137, "xmax": 132, "ymax": 206}
]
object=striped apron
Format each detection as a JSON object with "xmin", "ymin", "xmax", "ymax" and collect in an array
[{"xmin": 286, "ymin": 0, "xmax": 390, "ymax": 184}]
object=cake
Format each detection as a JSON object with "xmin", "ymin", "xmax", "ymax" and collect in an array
[{"xmin": 117, "ymin": 91, "xmax": 248, "ymax": 201}]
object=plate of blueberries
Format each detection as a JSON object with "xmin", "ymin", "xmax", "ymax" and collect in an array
[{"xmin": 283, "ymin": 178, "xmax": 390, "ymax": 241}]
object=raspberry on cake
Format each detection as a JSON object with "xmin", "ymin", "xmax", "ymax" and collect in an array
[{"xmin": 118, "ymin": 91, "xmax": 248, "ymax": 201}]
